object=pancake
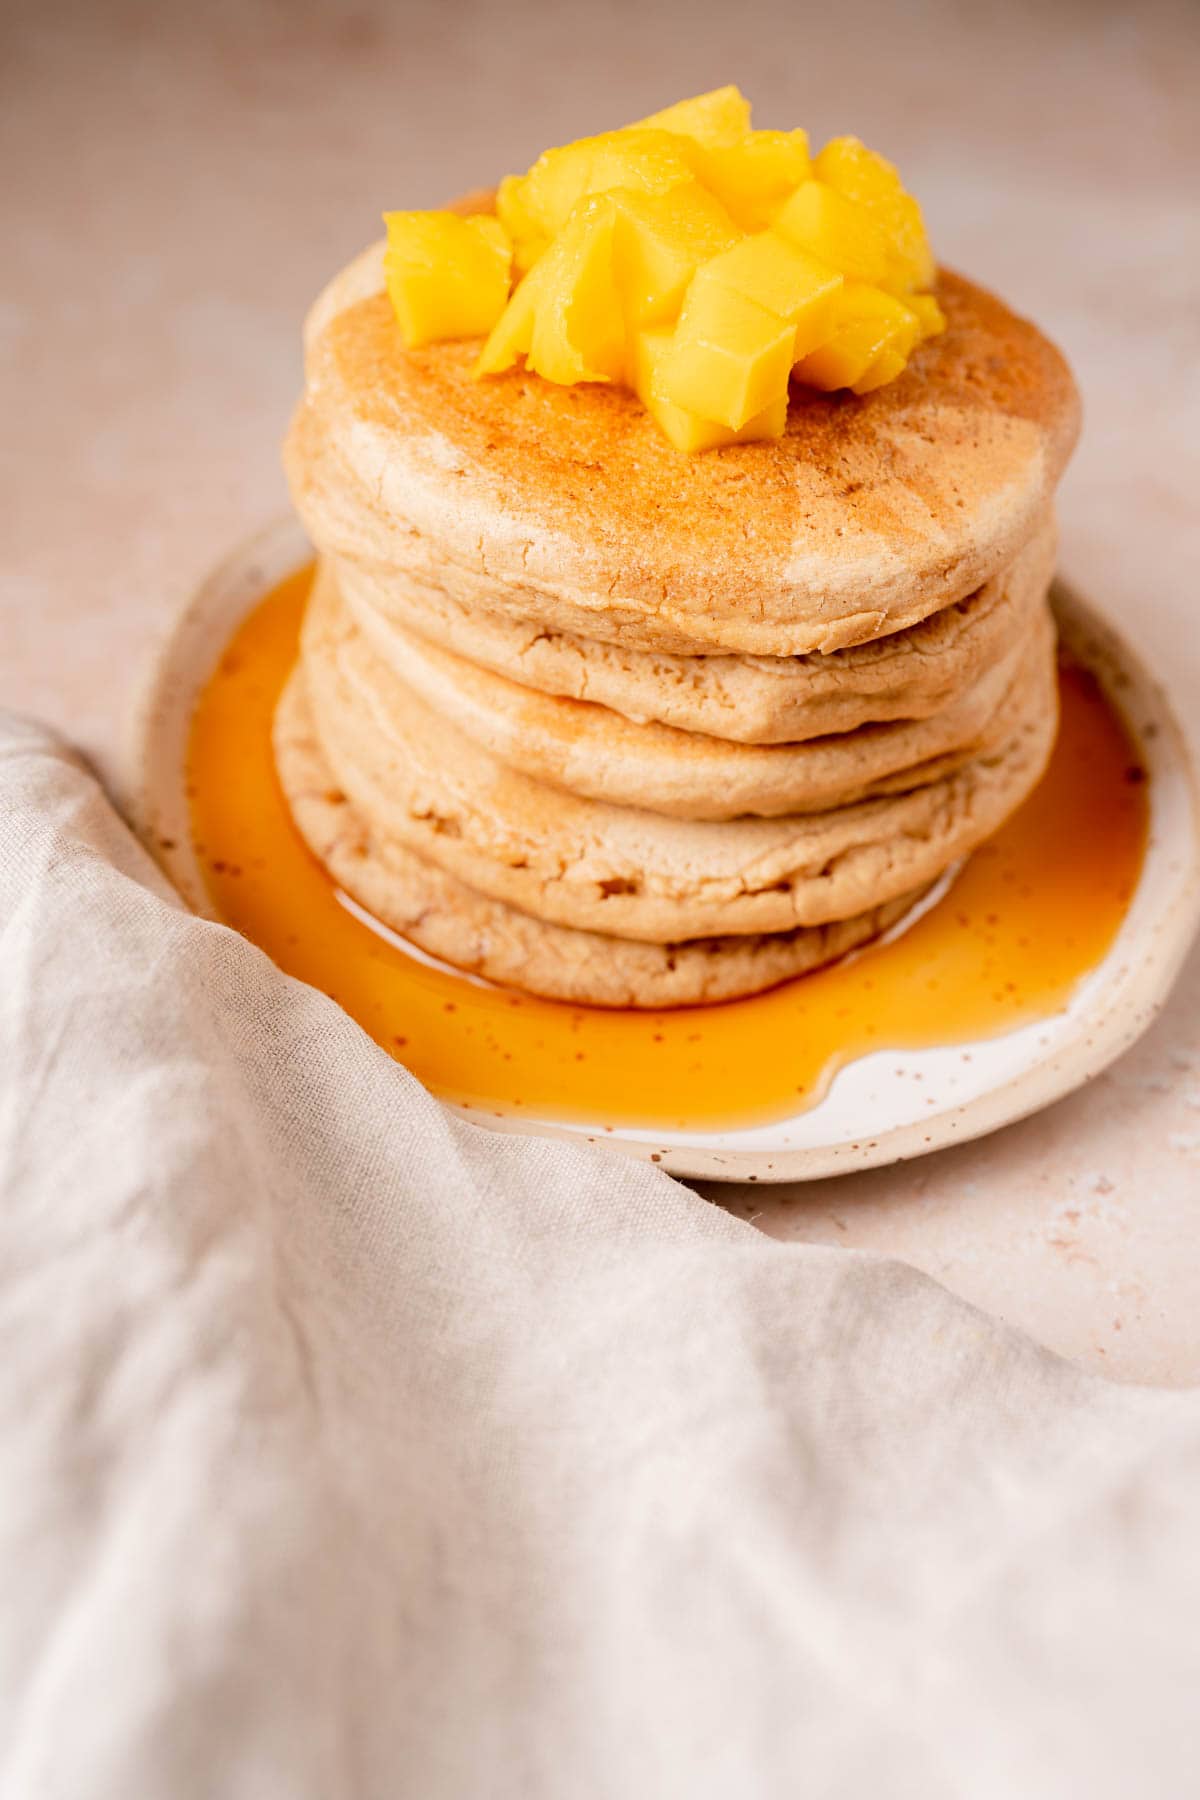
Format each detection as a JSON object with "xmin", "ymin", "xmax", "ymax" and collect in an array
[
  {"xmin": 335, "ymin": 509, "xmax": 1055, "ymax": 746},
  {"xmin": 275, "ymin": 670, "xmax": 931, "ymax": 1009},
  {"xmin": 285, "ymin": 233, "xmax": 1079, "ymax": 657},
  {"xmin": 313, "ymin": 558, "xmax": 1036, "ymax": 820},
  {"xmin": 299, "ymin": 587, "xmax": 1059, "ymax": 942}
]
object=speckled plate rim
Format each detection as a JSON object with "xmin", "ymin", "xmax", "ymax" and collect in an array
[{"xmin": 121, "ymin": 518, "xmax": 1200, "ymax": 1183}]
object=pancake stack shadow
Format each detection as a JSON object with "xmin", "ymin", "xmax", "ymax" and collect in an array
[{"xmin": 276, "ymin": 249, "xmax": 1080, "ymax": 1009}]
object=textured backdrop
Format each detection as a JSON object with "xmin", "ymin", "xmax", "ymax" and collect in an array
[{"xmin": 3, "ymin": 0, "xmax": 1198, "ymax": 1380}]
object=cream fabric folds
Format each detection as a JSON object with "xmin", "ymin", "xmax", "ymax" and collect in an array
[{"xmin": 4, "ymin": 710, "xmax": 1200, "ymax": 1800}]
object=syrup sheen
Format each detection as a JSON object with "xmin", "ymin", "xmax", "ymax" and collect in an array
[{"xmin": 187, "ymin": 567, "xmax": 1148, "ymax": 1132}]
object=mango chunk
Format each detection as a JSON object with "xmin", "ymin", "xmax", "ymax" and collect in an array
[
  {"xmin": 512, "ymin": 129, "xmax": 698, "ymax": 241},
  {"xmin": 383, "ymin": 211, "xmax": 511, "ymax": 348},
  {"xmin": 792, "ymin": 283, "xmax": 920, "ymax": 394},
  {"xmin": 526, "ymin": 198, "xmax": 626, "ymax": 385},
  {"xmin": 691, "ymin": 231, "xmax": 842, "ymax": 358},
  {"xmin": 495, "ymin": 174, "xmax": 541, "ymax": 247},
  {"xmin": 855, "ymin": 290, "xmax": 942, "ymax": 390},
  {"xmin": 793, "ymin": 318, "xmax": 889, "ymax": 393},
  {"xmin": 853, "ymin": 345, "xmax": 910, "ymax": 394},
  {"xmin": 909, "ymin": 291, "xmax": 946, "ymax": 339},
  {"xmin": 475, "ymin": 258, "xmax": 546, "ymax": 375},
  {"xmin": 641, "ymin": 385, "xmax": 787, "ymax": 454},
  {"xmin": 513, "ymin": 234, "xmax": 550, "ymax": 278},
  {"xmin": 477, "ymin": 200, "xmax": 627, "ymax": 384},
  {"xmin": 634, "ymin": 329, "xmax": 786, "ymax": 451},
  {"xmin": 657, "ymin": 282, "xmax": 795, "ymax": 429},
  {"xmin": 633, "ymin": 85, "xmax": 752, "ymax": 148},
  {"xmin": 463, "ymin": 94, "xmax": 943, "ymax": 445},
  {"xmin": 814, "ymin": 136, "xmax": 934, "ymax": 292},
  {"xmin": 695, "ymin": 129, "xmax": 812, "ymax": 232},
  {"xmin": 773, "ymin": 180, "xmax": 889, "ymax": 286},
  {"xmin": 609, "ymin": 182, "xmax": 740, "ymax": 328}
]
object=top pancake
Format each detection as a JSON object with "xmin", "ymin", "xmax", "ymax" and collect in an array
[{"xmin": 286, "ymin": 231, "xmax": 1079, "ymax": 657}]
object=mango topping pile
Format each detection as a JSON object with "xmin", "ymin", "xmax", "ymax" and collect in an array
[{"xmin": 381, "ymin": 87, "xmax": 944, "ymax": 453}]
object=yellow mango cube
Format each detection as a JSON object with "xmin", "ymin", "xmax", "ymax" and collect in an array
[
  {"xmin": 495, "ymin": 174, "xmax": 541, "ymax": 246},
  {"xmin": 383, "ymin": 211, "xmax": 511, "ymax": 348},
  {"xmin": 526, "ymin": 198, "xmax": 627, "ymax": 385},
  {"xmin": 814, "ymin": 136, "xmax": 935, "ymax": 292},
  {"xmin": 475, "ymin": 259, "xmax": 547, "ymax": 375},
  {"xmin": 513, "ymin": 234, "xmax": 550, "ymax": 277},
  {"xmin": 477, "ymin": 200, "xmax": 627, "ymax": 383},
  {"xmin": 909, "ymin": 291, "xmax": 946, "ymax": 339},
  {"xmin": 792, "ymin": 283, "xmax": 920, "ymax": 394},
  {"xmin": 657, "ymin": 283, "xmax": 795, "ymax": 429},
  {"xmin": 442, "ymin": 97, "xmax": 943, "ymax": 439},
  {"xmin": 853, "ymin": 345, "xmax": 909, "ymax": 393},
  {"xmin": 690, "ymin": 231, "xmax": 842, "ymax": 359},
  {"xmin": 773, "ymin": 180, "xmax": 889, "ymax": 286},
  {"xmin": 514, "ymin": 129, "xmax": 698, "ymax": 240},
  {"xmin": 495, "ymin": 177, "xmax": 548, "ymax": 275},
  {"xmin": 793, "ymin": 318, "xmax": 888, "ymax": 393},
  {"xmin": 642, "ymin": 386, "xmax": 787, "ymax": 454},
  {"xmin": 632, "ymin": 85, "xmax": 752, "ymax": 148},
  {"xmin": 855, "ymin": 293, "xmax": 942, "ymax": 390},
  {"xmin": 633, "ymin": 329, "xmax": 786, "ymax": 452},
  {"xmin": 609, "ymin": 182, "xmax": 740, "ymax": 328},
  {"xmin": 695, "ymin": 129, "xmax": 812, "ymax": 232}
]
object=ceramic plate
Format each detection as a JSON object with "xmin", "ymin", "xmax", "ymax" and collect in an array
[{"xmin": 123, "ymin": 520, "xmax": 1200, "ymax": 1182}]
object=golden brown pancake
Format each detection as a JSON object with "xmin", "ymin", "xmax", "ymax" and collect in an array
[
  {"xmin": 299, "ymin": 584, "xmax": 1058, "ymax": 943},
  {"xmin": 311, "ymin": 558, "xmax": 1036, "ymax": 820},
  {"xmin": 274, "ymin": 670, "xmax": 930, "ymax": 1009},
  {"xmin": 279, "ymin": 189, "xmax": 1075, "ymax": 1008},
  {"xmin": 285, "ymin": 236, "xmax": 1079, "ymax": 656},
  {"xmin": 335, "ymin": 509, "xmax": 1055, "ymax": 745}
]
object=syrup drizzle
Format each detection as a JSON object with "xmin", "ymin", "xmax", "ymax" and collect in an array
[{"xmin": 188, "ymin": 567, "xmax": 1148, "ymax": 1131}]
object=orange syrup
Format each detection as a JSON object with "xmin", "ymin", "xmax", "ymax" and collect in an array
[{"xmin": 187, "ymin": 566, "xmax": 1148, "ymax": 1131}]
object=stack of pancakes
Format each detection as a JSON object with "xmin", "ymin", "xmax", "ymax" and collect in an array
[{"xmin": 279, "ymin": 238, "xmax": 1079, "ymax": 1008}]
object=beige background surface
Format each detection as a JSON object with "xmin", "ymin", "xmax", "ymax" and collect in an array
[{"xmin": 3, "ymin": 0, "xmax": 1199, "ymax": 1382}]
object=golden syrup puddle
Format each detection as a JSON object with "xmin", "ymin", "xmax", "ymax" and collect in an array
[{"xmin": 187, "ymin": 565, "xmax": 1149, "ymax": 1132}]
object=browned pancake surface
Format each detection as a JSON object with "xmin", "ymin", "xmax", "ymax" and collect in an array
[{"xmin": 290, "ymin": 249, "xmax": 1079, "ymax": 654}]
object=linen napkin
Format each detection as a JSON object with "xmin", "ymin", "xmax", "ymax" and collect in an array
[{"xmin": 3, "ymin": 707, "xmax": 1200, "ymax": 1800}]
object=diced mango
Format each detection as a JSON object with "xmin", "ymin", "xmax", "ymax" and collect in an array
[
  {"xmin": 495, "ymin": 175, "xmax": 541, "ymax": 246},
  {"xmin": 461, "ymin": 95, "xmax": 943, "ymax": 445},
  {"xmin": 633, "ymin": 329, "xmax": 786, "ymax": 451},
  {"xmin": 474, "ymin": 258, "xmax": 547, "ymax": 375},
  {"xmin": 853, "ymin": 345, "xmax": 910, "ymax": 393},
  {"xmin": 633, "ymin": 85, "xmax": 752, "ymax": 148},
  {"xmin": 383, "ymin": 211, "xmax": 511, "ymax": 348},
  {"xmin": 814, "ymin": 136, "xmax": 934, "ymax": 292},
  {"xmin": 609, "ymin": 182, "xmax": 740, "ymax": 328},
  {"xmin": 793, "ymin": 319, "xmax": 888, "ymax": 393},
  {"xmin": 690, "ymin": 232, "xmax": 842, "ymax": 359},
  {"xmin": 514, "ymin": 129, "xmax": 698, "ymax": 241},
  {"xmin": 773, "ymin": 180, "xmax": 889, "ymax": 286},
  {"xmin": 695, "ymin": 129, "xmax": 812, "ymax": 232},
  {"xmin": 642, "ymin": 386, "xmax": 787, "ymax": 454},
  {"xmin": 909, "ymin": 291, "xmax": 946, "ymax": 339},
  {"xmin": 495, "ymin": 178, "xmax": 547, "ymax": 275},
  {"xmin": 525, "ymin": 198, "xmax": 627, "ymax": 385},
  {"xmin": 814, "ymin": 136, "xmax": 902, "ymax": 209},
  {"xmin": 513, "ymin": 235, "xmax": 550, "ymax": 277},
  {"xmin": 657, "ymin": 282, "xmax": 795, "ymax": 429},
  {"xmin": 477, "ymin": 199, "xmax": 628, "ymax": 383},
  {"xmin": 792, "ymin": 283, "xmax": 920, "ymax": 394}
]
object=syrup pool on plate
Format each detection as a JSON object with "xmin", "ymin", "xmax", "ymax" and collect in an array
[{"xmin": 187, "ymin": 566, "xmax": 1149, "ymax": 1132}]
